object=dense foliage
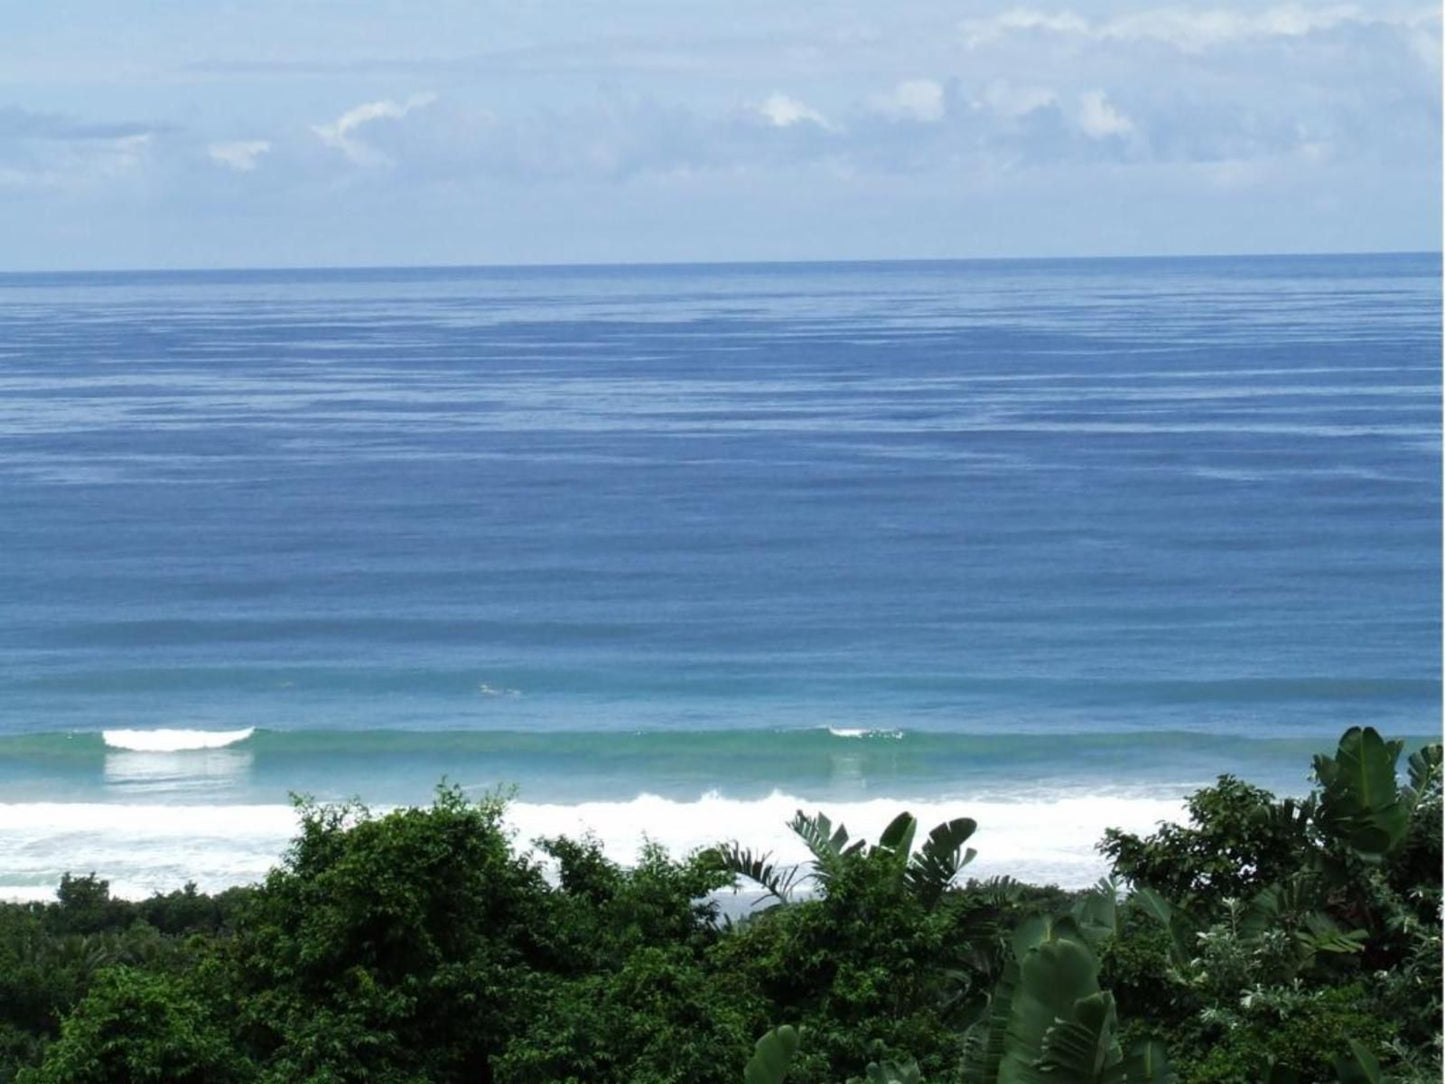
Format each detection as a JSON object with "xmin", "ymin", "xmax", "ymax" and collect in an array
[{"xmin": 0, "ymin": 727, "xmax": 1437, "ymax": 1083}]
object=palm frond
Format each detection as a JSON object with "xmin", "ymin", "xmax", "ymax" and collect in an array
[
  {"xmin": 906, "ymin": 816, "xmax": 977, "ymax": 906},
  {"xmin": 701, "ymin": 842, "xmax": 801, "ymax": 905}
]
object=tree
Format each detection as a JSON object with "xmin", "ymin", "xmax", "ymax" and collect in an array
[{"xmin": 15, "ymin": 967, "xmax": 245, "ymax": 1084}]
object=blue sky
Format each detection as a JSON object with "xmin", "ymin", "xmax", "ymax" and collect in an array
[{"xmin": 1, "ymin": 1, "xmax": 1439, "ymax": 269}]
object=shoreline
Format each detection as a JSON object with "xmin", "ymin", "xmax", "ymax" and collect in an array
[
  {"xmin": 1, "ymin": 788, "xmax": 1191, "ymax": 901},
  {"xmin": 7, "ymin": 725, "xmax": 1434, "ymax": 901}
]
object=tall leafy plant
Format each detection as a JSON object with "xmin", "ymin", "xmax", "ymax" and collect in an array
[
  {"xmin": 706, "ymin": 811, "xmax": 977, "ymax": 908},
  {"xmin": 1312, "ymin": 728, "xmax": 1412, "ymax": 864}
]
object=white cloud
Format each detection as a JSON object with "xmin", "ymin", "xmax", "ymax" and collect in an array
[
  {"xmin": 961, "ymin": 5, "xmax": 1437, "ymax": 53},
  {"xmin": 758, "ymin": 93, "xmax": 830, "ymax": 129},
  {"xmin": 962, "ymin": 9, "xmax": 1089, "ymax": 46},
  {"xmin": 1077, "ymin": 90, "xmax": 1134, "ymax": 138},
  {"xmin": 313, "ymin": 93, "xmax": 437, "ymax": 164},
  {"xmin": 1105, "ymin": 5, "xmax": 1365, "ymax": 49},
  {"xmin": 870, "ymin": 79, "xmax": 945, "ymax": 123},
  {"xmin": 208, "ymin": 140, "xmax": 271, "ymax": 172},
  {"xmin": 979, "ymin": 81, "xmax": 1059, "ymax": 119}
]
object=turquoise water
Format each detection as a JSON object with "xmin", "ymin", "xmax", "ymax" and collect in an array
[{"xmin": 0, "ymin": 254, "xmax": 1439, "ymax": 893}]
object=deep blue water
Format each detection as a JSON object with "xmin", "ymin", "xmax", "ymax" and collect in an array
[{"xmin": 0, "ymin": 254, "xmax": 1439, "ymax": 893}]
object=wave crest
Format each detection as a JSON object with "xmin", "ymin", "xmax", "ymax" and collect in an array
[{"xmin": 102, "ymin": 728, "xmax": 256, "ymax": 752}]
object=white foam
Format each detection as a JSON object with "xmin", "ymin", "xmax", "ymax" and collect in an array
[
  {"xmin": 825, "ymin": 727, "xmax": 902, "ymax": 739},
  {"xmin": 102, "ymin": 727, "xmax": 255, "ymax": 752},
  {"xmin": 507, "ymin": 791, "xmax": 1184, "ymax": 887},
  {"xmin": 0, "ymin": 790, "xmax": 1186, "ymax": 901},
  {"xmin": 0, "ymin": 802, "xmax": 298, "ymax": 901}
]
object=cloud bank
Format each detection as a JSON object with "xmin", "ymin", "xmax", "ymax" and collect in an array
[{"xmin": 0, "ymin": 1, "xmax": 1437, "ymax": 265}]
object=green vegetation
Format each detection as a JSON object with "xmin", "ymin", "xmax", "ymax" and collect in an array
[{"xmin": 0, "ymin": 726, "xmax": 1438, "ymax": 1083}]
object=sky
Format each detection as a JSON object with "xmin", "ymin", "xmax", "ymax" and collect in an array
[{"xmin": 0, "ymin": 1, "xmax": 1440, "ymax": 269}]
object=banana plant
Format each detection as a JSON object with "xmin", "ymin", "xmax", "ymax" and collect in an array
[
  {"xmin": 746, "ymin": 886, "xmax": 1169, "ymax": 1084},
  {"xmin": 1239, "ymin": 880, "xmax": 1367, "ymax": 966},
  {"xmin": 791, "ymin": 810, "xmax": 870, "ymax": 893},
  {"xmin": 905, "ymin": 817, "xmax": 980, "ymax": 907},
  {"xmin": 1402, "ymin": 744, "xmax": 1442, "ymax": 809},
  {"xmin": 1069, "ymin": 877, "xmax": 1122, "ymax": 947},
  {"xmin": 742, "ymin": 1026, "xmax": 919, "ymax": 1084},
  {"xmin": 1134, "ymin": 876, "xmax": 1366, "ymax": 983},
  {"xmin": 745, "ymin": 1026, "xmax": 801, "ymax": 1084},
  {"xmin": 963, "ymin": 895, "xmax": 1175, "ymax": 1084},
  {"xmin": 1312, "ymin": 727, "xmax": 1411, "ymax": 864},
  {"xmin": 851, "ymin": 1060, "xmax": 922, "ymax": 1084}
]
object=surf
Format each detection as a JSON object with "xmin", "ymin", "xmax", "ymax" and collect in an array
[
  {"xmin": 101, "ymin": 727, "xmax": 256, "ymax": 752},
  {"xmin": 0, "ymin": 788, "xmax": 1188, "ymax": 900}
]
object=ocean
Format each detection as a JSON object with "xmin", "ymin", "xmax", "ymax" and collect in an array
[{"xmin": 0, "ymin": 254, "xmax": 1439, "ymax": 898}]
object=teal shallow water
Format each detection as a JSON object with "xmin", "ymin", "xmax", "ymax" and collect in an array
[{"xmin": 0, "ymin": 726, "xmax": 1431, "ymax": 805}]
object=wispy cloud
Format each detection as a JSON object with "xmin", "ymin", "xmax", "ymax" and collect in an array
[
  {"xmin": 1077, "ymin": 91, "xmax": 1134, "ymax": 139},
  {"xmin": 978, "ymin": 81, "xmax": 1059, "ymax": 119},
  {"xmin": 961, "ymin": 4, "xmax": 1438, "ymax": 52},
  {"xmin": 208, "ymin": 140, "xmax": 271, "ymax": 172},
  {"xmin": 312, "ymin": 93, "xmax": 437, "ymax": 164},
  {"xmin": 757, "ymin": 93, "xmax": 831, "ymax": 129},
  {"xmin": 0, "ymin": 107, "xmax": 159, "ymax": 191},
  {"xmin": 870, "ymin": 80, "xmax": 945, "ymax": 123}
]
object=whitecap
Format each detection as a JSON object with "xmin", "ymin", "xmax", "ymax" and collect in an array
[{"xmin": 102, "ymin": 727, "xmax": 255, "ymax": 752}]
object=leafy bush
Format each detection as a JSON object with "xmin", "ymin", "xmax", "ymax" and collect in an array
[{"xmin": 13, "ymin": 967, "xmax": 244, "ymax": 1084}]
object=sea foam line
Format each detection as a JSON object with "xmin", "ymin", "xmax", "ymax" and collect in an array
[
  {"xmin": 102, "ymin": 727, "xmax": 255, "ymax": 752},
  {"xmin": 0, "ymin": 790, "xmax": 1185, "ymax": 900}
]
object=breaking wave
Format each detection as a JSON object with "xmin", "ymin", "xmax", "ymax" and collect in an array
[
  {"xmin": 101, "ymin": 728, "xmax": 256, "ymax": 752},
  {"xmin": 0, "ymin": 789, "xmax": 1187, "ymax": 901}
]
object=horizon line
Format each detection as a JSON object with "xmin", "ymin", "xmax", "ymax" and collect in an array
[{"xmin": 0, "ymin": 249, "xmax": 1438, "ymax": 280}]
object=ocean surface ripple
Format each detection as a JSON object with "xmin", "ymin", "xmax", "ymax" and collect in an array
[{"xmin": 0, "ymin": 255, "xmax": 1439, "ymax": 895}]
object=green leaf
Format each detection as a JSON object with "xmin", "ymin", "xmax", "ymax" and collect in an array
[
  {"xmin": 1238, "ymin": 882, "xmax": 1284, "ymax": 941},
  {"xmin": 1297, "ymin": 912, "xmax": 1367, "ymax": 957},
  {"xmin": 1000, "ymin": 936, "xmax": 1102, "ymax": 1082},
  {"xmin": 1333, "ymin": 1039, "xmax": 1384, "ymax": 1084},
  {"xmin": 1037, "ymin": 991, "xmax": 1119, "ymax": 1080},
  {"xmin": 961, "ymin": 958, "xmax": 1018, "ymax": 1084},
  {"xmin": 788, "ymin": 810, "xmax": 857, "ymax": 888},
  {"xmin": 906, "ymin": 817, "xmax": 978, "ymax": 907},
  {"xmin": 876, "ymin": 812, "xmax": 919, "ymax": 859},
  {"xmin": 745, "ymin": 1026, "xmax": 801, "ymax": 1084},
  {"xmin": 1070, "ymin": 881, "xmax": 1120, "ymax": 949},
  {"xmin": 1313, "ymin": 727, "xmax": 1409, "ymax": 863},
  {"xmin": 1404, "ymin": 744, "xmax": 1443, "ymax": 807},
  {"xmin": 858, "ymin": 1059, "xmax": 923, "ymax": 1084},
  {"xmin": 1010, "ymin": 911, "xmax": 1086, "ymax": 959},
  {"xmin": 789, "ymin": 811, "xmax": 849, "ymax": 861},
  {"xmin": 703, "ymin": 843, "xmax": 800, "ymax": 905},
  {"xmin": 1118, "ymin": 1039, "xmax": 1176, "ymax": 1084},
  {"xmin": 1129, "ymin": 888, "xmax": 1194, "ymax": 972}
]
